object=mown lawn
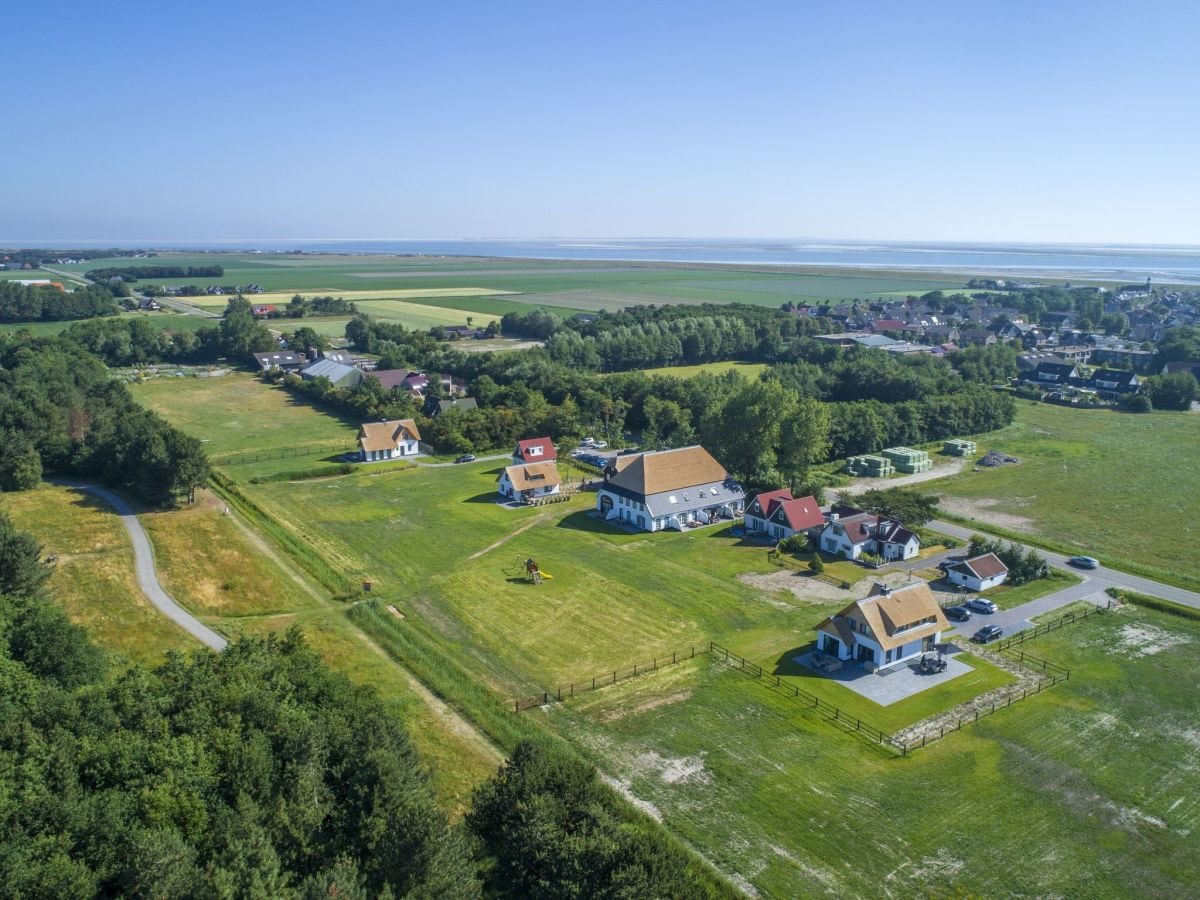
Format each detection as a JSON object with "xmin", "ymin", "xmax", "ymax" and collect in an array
[
  {"xmin": 550, "ymin": 603, "xmax": 1200, "ymax": 897},
  {"xmin": 129, "ymin": 372, "xmax": 360, "ymax": 462},
  {"xmin": 935, "ymin": 402, "xmax": 1200, "ymax": 585}
]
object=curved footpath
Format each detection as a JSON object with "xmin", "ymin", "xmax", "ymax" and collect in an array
[{"xmin": 60, "ymin": 482, "xmax": 229, "ymax": 651}]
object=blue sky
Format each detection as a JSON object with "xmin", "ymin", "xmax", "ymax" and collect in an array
[{"xmin": 2, "ymin": 1, "xmax": 1198, "ymax": 243}]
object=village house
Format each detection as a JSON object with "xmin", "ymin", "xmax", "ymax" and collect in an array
[
  {"xmin": 819, "ymin": 506, "xmax": 920, "ymax": 561},
  {"xmin": 815, "ymin": 582, "xmax": 950, "ymax": 671},
  {"xmin": 251, "ymin": 350, "xmax": 306, "ymax": 373},
  {"xmin": 498, "ymin": 461, "xmax": 561, "ymax": 503},
  {"xmin": 944, "ymin": 552, "xmax": 1009, "ymax": 592},
  {"xmin": 358, "ymin": 419, "xmax": 422, "ymax": 461},
  {"xmin": 595, "ymin": 445, "xmax": 744, "ymax": 532},
  {"xmin": 513, "ymin": 437, "xmax": 557, "ymax": 466},
  {"xmin": 744, "ymin": 489, "xmax": 825, "ymax": 541},
  {"xmin": 423, "ymin": 396, "xmax": 479, "ymax": 417},
  {"xmin": 1085, "ymin": 368, "xmax": 1140, "ymax": 400}
]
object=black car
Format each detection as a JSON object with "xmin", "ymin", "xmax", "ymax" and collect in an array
[
  {"xmin": 944, "ymin": 605, "xmax": 972, "ymax": 623},
  {"xmin": 971, "ymin": 624, "xmax": 1003, "ymax": 644},
  {"xmin": 454, "ymin": 454, "xmax": 476, "ymax": 464}
]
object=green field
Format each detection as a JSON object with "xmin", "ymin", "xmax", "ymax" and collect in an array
[
  {"xmin": 129, "ymin": 372, "xmax": 360, "ymax": 463},
  {"xmin": 636, "ymin": 360, "xmax": 770, "ymax": 380},
  {"xmin": 934, "ymin": 403, "xmax": 1200, "ymax": 586},
  {"xmin": 548, "ymin": 602, "xmax": 1200, "ymax": 897},
  {"xmin": 56, "ymin": 251, "xmax": 966, "ymax": 311}
]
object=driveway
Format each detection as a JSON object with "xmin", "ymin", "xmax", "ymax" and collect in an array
[
  {"xmin": 412, "ymin": 453, "xmax": 510, "ymax": 468},
  {"xmin": 930, "ymin": 519, "xmax": 1200, "ymax": 611},
  {"xmin": 61, "ymin": 482, "xmax": 228, "ymax": 651},
  {"xmin": 943, "ymin": 576, "xmax": 1111, "ymax": 641}
]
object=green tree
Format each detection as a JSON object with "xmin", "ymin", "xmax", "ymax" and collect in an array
[
  {"xmin": 777, "ymin": 395, "xmax": 830, "ymax": 492},
  {"xmin": 0, "ymin": 433, "xmax": 42, "ymax": 491},
  {"xmin": 847, "ymin": 487, "xmax": 940, "ymax": 527},
  {"xmin": 1144, "ymin": 372, "xmax": 1198, "ymax": 411},
  {"xmin": 0, "ymin": 512, "xmax": 52, "ymax": 598}
]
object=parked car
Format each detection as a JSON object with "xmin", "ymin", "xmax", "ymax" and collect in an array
[
  {"xmin": 591, "ymin": 440, "xmax": 609, "ymax": 449},
  {"xmin": 972, "ymin": 624, "xmax": 1003, "ymax": 644},
  {"xmin": 944, "ymin": 605, "xmax": 972, "ymax": 622},
  {"xmin": 966, "ymin": 597, "xmax": 998, "ymax": 614},
  {"xmin": 454, "ymin": 454, "xmax": 476, "ymax": 464},
  {"xmin": 1069, "ymin": 555, "xmax": 1100, "ymax": 569},
  {"xmin": 580, "ymin": 437, "xmax": 597, "ymax": 447}
]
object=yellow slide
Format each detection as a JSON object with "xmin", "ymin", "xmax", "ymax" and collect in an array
[{"xmin": 537, "ymin": 571, "xmax": 554, "ymax": 580}]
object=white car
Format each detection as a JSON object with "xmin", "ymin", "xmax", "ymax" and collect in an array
[
  {"xmin": 966, "ymin": 597, "xmax": 999, "ymax": 614},
  {"xmin": 591, "ymin": 440, "xmax": 608, "ymax": 449}
]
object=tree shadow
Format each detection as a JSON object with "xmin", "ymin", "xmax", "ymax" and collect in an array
[
  {"xmin": 464, "ymin": 491, "xmax": 506, "ymax": 504},
  {"xmin": 555, "ymin": 510, "xmax": 618, "ymax": 534}
]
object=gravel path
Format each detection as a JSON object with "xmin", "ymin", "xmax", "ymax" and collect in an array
[
  {"xmin": 837, "ymin": 459, "xmax": 967, "ymax": 497},
  {"xmin": 61, "ymin": 482, "xmax": 228, "ymax": 651}
]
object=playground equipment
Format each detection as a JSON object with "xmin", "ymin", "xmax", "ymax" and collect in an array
[{"xmin": 524, "ymin": 557, "xmax": 553, "ymax": 585}]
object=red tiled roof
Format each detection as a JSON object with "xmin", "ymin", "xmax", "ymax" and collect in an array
[
  {"xmin": 515, "ymin": 437, "xmax": 557, "ymax": 462},
  {"xmin": 749, "ymin": 488, "xmax": 792, "ymax": 518},
  {"xmin": 775, "ymin": 495, "xmax": 825, "ymax": 531},
  {"xmin": 958, "ymin": 552, "xmax": 1008, "ymax": 580}
]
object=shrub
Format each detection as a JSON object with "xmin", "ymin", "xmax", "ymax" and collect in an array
[
  {"xmin": 808, "ymin": 556, "xmax": 825, "ymax": 574},
  {"xmin": 778, "ymin": 534, "xmax": 808, "ymax": 555}
]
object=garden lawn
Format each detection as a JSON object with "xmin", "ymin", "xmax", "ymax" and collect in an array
[
  {"xmin": 935, "ymin": 403, "xmax": 1200, "ymax": 586},
  {"xmin": 128, "ymin": 372, "xmax": 360, "ymax": 462},
  {"xmin": 977, "ymin": 569, "xmax": 1081, "ymax": 610},
  {"xmin": 549, "ymin": 603, "xmax": 1200, "ymax": 897}
]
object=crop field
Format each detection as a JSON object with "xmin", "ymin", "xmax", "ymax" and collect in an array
[
  {"xmin": 548, "ymin": 603, "xmax": 1200, "ymax": 897},
  {"xmin": 129, "ymin": 372, "xmax": 360, "ymax": 462},
  {"xmin": 58, "ymin": 251, "xmax": 967, "ymax": 310},
  {"xmin": 934, "ymin": 402, "xmax": 1200, "ymax": 586}
]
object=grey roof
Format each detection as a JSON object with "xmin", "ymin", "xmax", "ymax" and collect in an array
[
  {"xmin": 639, "ymin": 480, "xmax": 745, "ymax": 519},
  {"xmin": 300, "ymin": 359, "xmax": 362, "ymax": 386},
  {"xmin": 252, "ymin": 351, "xmax": 304, "ymax": 369}
]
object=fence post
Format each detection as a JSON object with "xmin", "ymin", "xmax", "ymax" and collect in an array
[
  {"xmin": 634, "ymin": 664, "xmax": 638, "ymax": 676},
  {"xmin": 514, "ymin": 700, "xmax": 519, "ymax": 713},
  {"xmin": 592, "ymin": 677, "xmax": 596, "ymax": 690},
  {"xmin": 542, "ymin": 692, "xmax": 548, "ymax": 705},
  {"xmin": 612, "ymin": 671, "xmax": 617, "ymax": 685}
]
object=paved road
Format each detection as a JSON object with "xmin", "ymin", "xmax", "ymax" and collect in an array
[
  {"xmin": 412, "ymin": 452, "xmax": 511, "ymax": 468},
  {"xmin": 930, "ymin": 519, "xmax": 1200, "ymax": 611},
  {"xmin": 944, "ymin": 576, "xmax": 1111, "ymax": 641},
  {"xmin": 62, "ymin": 482, "xmax": 228, "ymax": 651}
]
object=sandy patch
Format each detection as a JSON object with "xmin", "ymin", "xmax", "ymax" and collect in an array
[
  {"xmin": 1115, "ymin": 623, "xmax": 1190, "ymax": 657},
  {"xmin": 838, "ymin": 458, "xmax": 966, "ymax": 497},
  {"xmin": 937, "ymin": 496, "xmax": 1035, "ymax": 532},
  {"xmin": 739, "ymin": 569, "xmax": 922, "ymax": 605},
  {"xmin": 602, "ymin": 690, "xmax": 693, "ymax": 722},
  {"xmin": 629, "ymin": 750, "xmax": 712, "ymax": 787},
  {"xmin": 600, "ymin": 775, "xmax": 663, "ymax": 821}
]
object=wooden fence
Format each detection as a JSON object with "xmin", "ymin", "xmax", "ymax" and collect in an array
[
  {"xmin": 993, "ymin": 599, "xmax": 1118, "ymax": 651},
  {"xmin": 216, "ymin": 444, "xmax": 356, "ymax": 466},
  {"xmin": 512, "ymin": 645, "xmax": 702, "ymax": 712}
]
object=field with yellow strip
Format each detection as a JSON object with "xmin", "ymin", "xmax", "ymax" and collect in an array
[{"xmin": 185, "ymin": 286, "xmax": 515, "ymax": 309}]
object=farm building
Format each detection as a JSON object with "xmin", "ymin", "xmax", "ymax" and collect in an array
[
  {"xmin": 944, "ymin": 552, "xmax": 1009, "ymax": 592},
  {"xmin": 844, "ymin": 455, "xmax": 894, "ymax": 477},
  {"xmin": 819, "ymin": 506, "xmax": 920, "ymax": 561},
  {"xmin": 513, "ymin": 437, "xmax": 557, "ymax": 465},
  {"xmin": 299, "ymin": 357, "xmax": 362, "ymax": 388},
  {"xmin": 358, "ymin": 419, "xmax": 422, "ymax": 461},
  {"xmin": 744, "ymin": 489, "xmax": 825, "ymax": 541},
  {"xmin": 815, "ymin": 582, "xmax": 950, "ymax": 672},
  {"xmin": 881, "ymin": 447, "xmax": 932, "ymax": 474},
  {"xmin": 498, "ymin": 461, "xmax": 561, "ymax": 504},
  {"xmin": 943, "ymin": 439, "xmax": 977, "ymax": 456},
  {"xmin": 595, "ymin": 445, "xmax": 745, "ymax": 532}
]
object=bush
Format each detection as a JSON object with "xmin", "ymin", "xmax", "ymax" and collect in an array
[
  {"xmin": 778, "ymin": 534, "xmax": 808, "ymax": 555},
  {"xmin": 808, "ymin": 556, "xmax": 825, "ymax": 574},
  {"xmin": 249, "ymin": 463, "xmax": 356, "ymax": 484},
  {"xmin": 1106, "ymin": 588, "xmax": 1200, "ymax": 622}
]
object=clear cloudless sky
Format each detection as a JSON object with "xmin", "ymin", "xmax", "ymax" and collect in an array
[{"xmin": 2, "ymin": 0, "xmax": 1198, "ymax": 244}]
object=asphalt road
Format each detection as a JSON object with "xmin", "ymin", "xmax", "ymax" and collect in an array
[
  {"xmin": 931, "ymin": 518, "xmax": 1200, "ymax": 611},
  {"xmin": 62, "ymin": 482, "xmax": 228, "ymax": 651}
]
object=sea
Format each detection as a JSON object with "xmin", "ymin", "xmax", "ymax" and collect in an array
[{"xmin": 35, "ymin": 239, "xmax": 1200, "ymax": 283}]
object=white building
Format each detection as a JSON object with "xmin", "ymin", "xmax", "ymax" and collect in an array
[
  {"xmin": 818, "ymin": 507, "xmax": 920, "ymax": 561},
  {"xmin": 815, "ymin": 582, "xmax": 950, "ymax": 671},
  {"xmin": 944, "ymin": 552, "xmax": 1009, "ymax": 592},
  {"xmin": 358, "ymin": 419, "xmax": 421, "ymax": 461},
  {"xmin": 595, "ymin": 445, "xmax": 744, "ymax": 532},
  {"xmin": 498, "ymin": 461, "xmax": 562, "ymax": 503}
]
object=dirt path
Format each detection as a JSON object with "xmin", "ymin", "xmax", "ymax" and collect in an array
[
  {"xmin": 223, "ymin": 499, "xmax": 329, "ymax": 604},
  {"xmin": 352, "ymin": 631, "xmax": 503, "ymax": 765},
  {"xmin": 837, "ymin": 458, "xmax": 967, "ymax": 497},
  {"xmin": 468, "ymin": 513, "xmax": 547, "ymax": 560}
]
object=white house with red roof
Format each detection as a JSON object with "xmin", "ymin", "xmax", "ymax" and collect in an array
[
  {"xmin": 513, "ymin": 437, "xmax": 557, "ymax": 466},
  {"xmin": 944, "ymin": 552, "xmax": 1009, "ymax": 591},
  {"xmin": 819, "ymin": 506, "xmax": 920, "ymax": 561},
  {"xmin": 744, "ymin": 489, "xmax": 825, "ymax": 541}
]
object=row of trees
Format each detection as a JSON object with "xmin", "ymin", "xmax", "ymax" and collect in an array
[
  {"xmin": 84, "ymin": 264, "xmax": 224, "ymax": 281},
  {"xmin": 0, "ymin": 514, "xmax": 733, "ymax": 897},
  {"xmin": 0, "ymin": 281, "xmax": 120, "ymax": 323},
  {"xmin": 0, "ymin": 337, "xmax": 209, "ymax": 505}
]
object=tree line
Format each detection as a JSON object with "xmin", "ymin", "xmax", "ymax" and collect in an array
[
  {"xmin": 0, "ymin": 336, "xmax": 209, "ymax": 505},
  {"xmin": 0, "ymin": 514, "xmax": 735, "ymax": 898},
  {"xmin": 0, "ymin": 281, "xmax": 121, "ymax": 323},
  {"xmin": 85, "ymin": 264, "xmax": 225, "ymax": 281}
]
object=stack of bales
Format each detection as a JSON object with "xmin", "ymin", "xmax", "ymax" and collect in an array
[
  {"xmin": 943, "ymin": 439, "xmax": 977, "ymax": 457},
  {"xmin": 881, "ymin": 446, "xmax": 932, "ymax": 474},
  {"xmin": 844, "ymin": 454, "xmax": 895, "ymax": 477}
]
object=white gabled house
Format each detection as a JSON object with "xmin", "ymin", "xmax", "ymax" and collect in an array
[
  {"xmin": 815, "ymin": 582, "xmax": 950, "ymax": 671},
  {"xmin": 595, "ymin": 445, "xmax": 744, "ymax": 532},
  {"xmin": 498, "ymin": 461, "xmax": 562, "ymax": 503},
  {"xmin": 358, "ymin": 419, "xmax": 422, "ymax": 461},
  {"xmin": 744, "ymin": 489, "xmax": 825, "ymax": 541},
  {"xmin": 818, "ymin": 506, "xmax": 920, "ymax": 561},
  {"xmin": 513, "ymin": 437, "xmax": 557, "ymax": 466},
  {"xmin": 944, "ymin": 552, "xmax": 1009, "ymax": 591}
]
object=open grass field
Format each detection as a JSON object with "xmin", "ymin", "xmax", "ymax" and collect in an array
[
  {"xmin": 636, "ymin": 360, "xmax": 770, "ymax": 380},
  {"xmin": 129, "ymin": 372, "xmax": 359, "ymax": 462},
  {"xmin": 58, "ymin": 251, "xmax": 967, "ymax": 310},
  {"xmin": 549, "ymin": 602, "xmax": 1200, "ymax": 897},
  {"xmin": 184, "ymin": 286, "xmax": 516, "ymax": 310},
  {"xmin": 128, "ymin": 374, "xmax": 1200, "ymax": 890},
  {"xmin": 934, "ymin": 402, "xmax": 1200, "ymax": 585}
]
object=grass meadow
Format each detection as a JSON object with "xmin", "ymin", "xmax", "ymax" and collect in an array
[
  {"xmin": 636, "ymin": 360, "xmax": 770, "ymax": 380},
  {"xmin": 104, "ymin": 375, "xmax": 1200, "ymax": 890},
  {"xmin": 934, "ymin": 402, "xmax": 1200, "ymax": 585}
]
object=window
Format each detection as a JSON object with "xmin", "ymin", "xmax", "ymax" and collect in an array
[{"xmin": 668, "ymin": 496, "xmax": 677, "ymax": 504}]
